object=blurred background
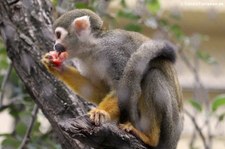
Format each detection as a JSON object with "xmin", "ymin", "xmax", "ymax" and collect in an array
[{"xmin": 0, "ymin": 0, "xmax": 224, "ymax": 148}]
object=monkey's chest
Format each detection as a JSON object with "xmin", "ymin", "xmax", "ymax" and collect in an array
[{"xmin": 74, "ymin": 58, "xmax": 110, "ymax": 86}]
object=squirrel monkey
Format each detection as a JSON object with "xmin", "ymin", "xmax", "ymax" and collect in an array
[{"xmin": 41, "ymin": 9, "xmax": 183, "ymax": 148}]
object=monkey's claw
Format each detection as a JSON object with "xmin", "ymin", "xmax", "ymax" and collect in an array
[{"xmin": 88, "ymin": 108, "xmax": 110, "ymax": 125}]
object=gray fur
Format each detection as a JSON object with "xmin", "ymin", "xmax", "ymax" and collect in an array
[
  {"xmin": 118, "ymin": 40, "xmax": 176, "ymax": 124},
  {"xmin": 53, "ymin": 9, "xmax": 183, "ymax": 149},
  {"xmin": 140, "ymin": 68, "xmax": 183, "ymax": 149},
  {"xmin": 53, "ymin": 9, "xmax": 103, "ymax": 32}
]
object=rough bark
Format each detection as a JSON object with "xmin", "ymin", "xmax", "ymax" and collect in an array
[
  {"xmin": 59, "ymin": 116, "xmax": 148, "ymax": 149},
  {"xmin": 0, "ymin": 0, "xmax": 148, "ymax": 149},
  {"xmin": 0, "ymin": 0, "xmax": 88, "ymax": 148}
]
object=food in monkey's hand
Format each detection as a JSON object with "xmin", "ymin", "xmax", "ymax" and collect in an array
[{"xmin": 45, "ymin": 51, "xmax": 68, "ymax": 67}]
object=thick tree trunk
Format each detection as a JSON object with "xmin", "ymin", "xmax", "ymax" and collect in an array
[
  {"xmin": 0, "ymin": 0, "xmax": 89, "ymax": 148},
  {"xmin": 0, "ymin": 0, "xmax": 148, "ymax": 149}
]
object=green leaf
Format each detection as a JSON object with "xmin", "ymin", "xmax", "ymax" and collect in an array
[
  {"xmin": 147, "ymin": 0, "xmax": 160, "ymax": 14},
  {"xmin": 2, "ymin": 136, "xmax": 20, "ymax": 148},
  {"xmin": 187, "ymin": 99, "xmax": 202, "ymax": 112},
  {"xmin": 124, "ymin": 24, "xmax": 142, "ymax": 32},
  {"xmin": 212, "ymin": 94, "xmax": 225, "ymax": 112},
  {"xmin": 120, "ymin": 0, "xmax": 127, "ymax": 7},
  {"xmin": 117, "ymin": 10, "xmax": 140, "ymax": 20},
  {"xmin": 9, "ymin": 104, "xmax": 21, "ymax": 118},
  {"xmin": 16, "ymin": 122, "xmax": 27, "ymax": 136},
  {"xmin": 75, "ymin": 2, "xmax": 89, "ymax": 9},
  {"xmin": 169, "ymin": 24, "xmax": 184, "ymax": 40},
  {"xmin": 196, "ymin": 51, "xmax": 217, "ymax": 64},
  {"xmin": 52, "ymin": 0, "xmax": 58, "ymax": 7},
  {"xmin": 0, "ymin": 42, "xmax": 9, "ymax": 69},
  {"xmin": 33, "ymin": 121, "xmax": 41, "ymax": 132}
]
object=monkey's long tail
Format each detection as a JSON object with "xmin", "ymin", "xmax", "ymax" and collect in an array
[{"xmin": 118, "ymin": 40, "xmax": 176, "ymax": 125}]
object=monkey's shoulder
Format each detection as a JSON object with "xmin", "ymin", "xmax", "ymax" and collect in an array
[{"xmin": 99, "ymin": 29, "xmax": 148, "ymax": 44}]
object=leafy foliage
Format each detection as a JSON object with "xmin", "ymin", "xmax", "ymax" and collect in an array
[
  {"xmin": 117, "ymin": 10, "xmax": 140, "ymax": 20},
  {"xmin": 169, "ymin": 24, "xmax": 185, "ymax": 40},
  {"xmin": 146, "ymin": 0, "xmax": 160, "ymax": 14},
  {"xmin": 196, "ymin": 51, "xmax": 217, "ymax": 64},
  {"xmin": 124, "ymin": 24, "xmax": 142, "ymax": 32},
  {"xmin": 211, "ymin": 94, "xmax": 225, "ymax": 112},
  {"xmin": 187, "ymin": 99, "xmax": 202, "ymax": 112}
]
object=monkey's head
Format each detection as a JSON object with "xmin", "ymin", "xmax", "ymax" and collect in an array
[{"xmin": 52, "ymin": 9, "xmax": 103, "ymax": 57}]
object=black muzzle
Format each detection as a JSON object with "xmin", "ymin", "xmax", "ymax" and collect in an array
[{"xmin": 54, "ymin": 43, "xmax": 66, "ymax": 53}]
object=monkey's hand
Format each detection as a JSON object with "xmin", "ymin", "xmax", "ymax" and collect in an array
[
  {"xmin": 88, "ymin": 108, "xmax": 111, "ymax": 126},
  {"xmin": 41, "ymin": 51, "xmax": 68, "ymax": 70}
]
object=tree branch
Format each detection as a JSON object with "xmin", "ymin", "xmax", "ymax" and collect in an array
[
  {"xmin": 0, "ymin": 97, "xmax": 18, "ymax": 112},
  {"xmin": 18, "ymin": 104, "xmax": 39, "ymax": 149},
  {"xmin": 59, "ymin": 115, "xmax": 148, "ymax": 149},
  {"xmin": 184, "ymin": 109, "xmax": 208, "ymax": 149},
  {"xmin": 0, "ymin": 1, "xmax": 87, "ymax": 148}
]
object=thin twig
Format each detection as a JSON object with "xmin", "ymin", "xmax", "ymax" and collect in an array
[
  {"xmin": 189, "ymin": 130, "xmax": 197, "ymax": 148},
  {"xmin": 184, "ymin": 109, "xmax": 209, "ymax": 149},
  {"xmin": 0, "ymin": 103, "xmax": 11, "ymax": 111},
  {"xmin": 178, "ymin": 50, "xmax": 196, "ymax": 73},
  {"xmin": 0, "ymin": 95, "xmax": 25, "ymax": 111},
  {"xmin": 18, "ymin": 104, "xmax": 39, "ymax": 149},
  {"xmin": 0, "ymin": 63, "xmax": 13, "ymax": 106}
]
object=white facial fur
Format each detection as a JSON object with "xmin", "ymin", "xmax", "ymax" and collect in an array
[{"xmin": 54, "ymin": 27, "xmax": 68, "ymax": 45}]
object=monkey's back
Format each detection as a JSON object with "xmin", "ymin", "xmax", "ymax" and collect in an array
[{"xmin": 95, "ymin": 29, "xmax": 149, "ymax": 88}]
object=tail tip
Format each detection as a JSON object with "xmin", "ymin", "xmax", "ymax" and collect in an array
[{"xmin": 161, "ymin": 41, "xmax": 177, "ymax": 63}]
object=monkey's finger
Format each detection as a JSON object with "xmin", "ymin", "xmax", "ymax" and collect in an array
[
  {"xmin": 94, "ymin": 112, "xmax": 100, "ymax": 126},
  {"xmin": 99, "ymin": 113, "xmax": 106, "ymax": 124},
  {"xmin": 45, "ymin": 54, "xmax": 53, "ymax": 60},
  {"xmin": 88, "ymin": 112, "xmax": 94, "ymax": 122}
]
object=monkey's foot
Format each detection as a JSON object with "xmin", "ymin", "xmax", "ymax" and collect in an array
[
  {"xmin": 41, "ymin": 51, "xmax": 68, "ymax": 68},
  {"xmin": 119, "ymin": 122, "xmax": 157, "ymax": 147},
  {"xmin": 119, "ymin": 122, "xmax": 135, "ymax": 133},
  {"xmin": 88, "ymin": 108, "xmax": 111, "ymax": 126}
]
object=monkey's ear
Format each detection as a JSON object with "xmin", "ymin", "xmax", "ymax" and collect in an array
[{"xmin": 73, "ymin": 16, "xmax": 91, "ymax": 36}]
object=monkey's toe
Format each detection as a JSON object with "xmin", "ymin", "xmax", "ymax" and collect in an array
[
  {"xmin": 119, "ymin": 122, "xmax": 134, "ymax": 133},
  {"xmin": 88, "ymin": 108, "xmax": 110, "ymax": 125}
]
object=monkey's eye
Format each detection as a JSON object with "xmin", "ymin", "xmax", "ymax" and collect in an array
[{"xmin": 56, "ymin": 31, "xmax": 61, "ymax": 39}]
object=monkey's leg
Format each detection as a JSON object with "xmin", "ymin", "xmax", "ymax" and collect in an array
[
  {"xmin": 42, "ymin": 54, "xmax": 107, "ymax": 103},
  {"xmin": 88, "ymin": 91, "xmax": 120, "ymax": 125},
  {"xmin": 119, "ymin": 121, "xmax": 160, "ymax": 147}
]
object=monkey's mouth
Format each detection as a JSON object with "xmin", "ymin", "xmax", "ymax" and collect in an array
[{"xmin": 56, "ymin": 51, "xmax": 68, "ymax": 61}]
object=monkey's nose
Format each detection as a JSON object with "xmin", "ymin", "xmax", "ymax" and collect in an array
[{"xmin": 54, "ymin": 43, "xmax": 66, "ymax": 53}]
